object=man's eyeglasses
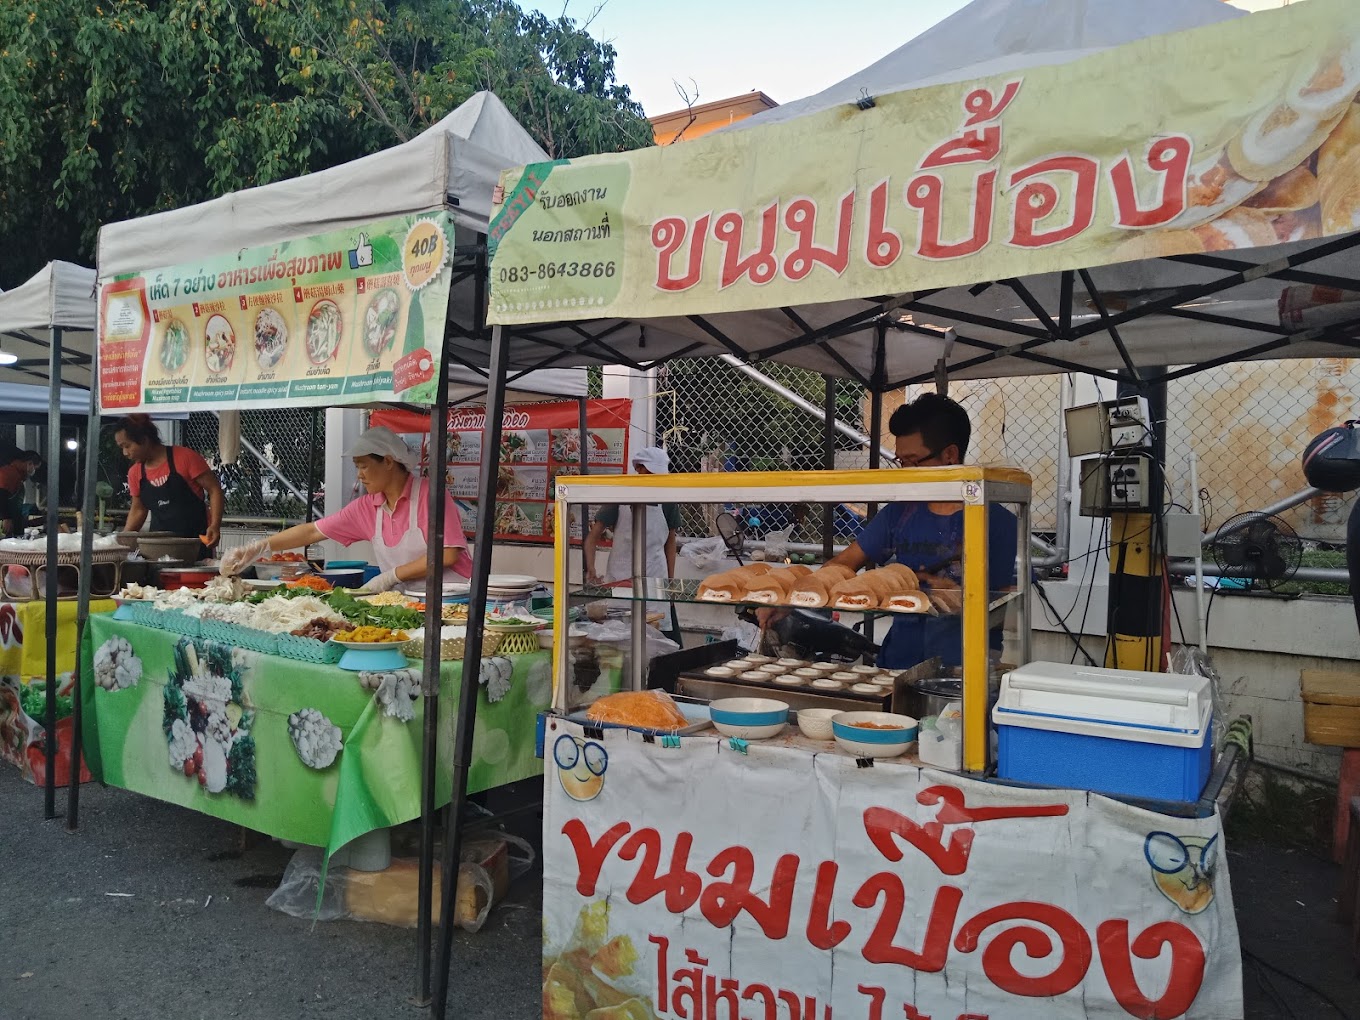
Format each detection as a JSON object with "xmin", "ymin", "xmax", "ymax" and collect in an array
[{"xmin": 896, "ymin": 448, "xmax": 943, "ymax": 468}]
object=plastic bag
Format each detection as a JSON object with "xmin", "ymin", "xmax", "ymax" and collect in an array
[
  {"xmin": 573, "ymin": 620, "xmax": 678, "ymax": 661},
  {"xmin": 763, "ymin": 527, "xmax": 793, "ymax": 563},
  {"xmin": 680, "ymin": 536, "xmax": 729, "ymax": 573},
  {"xmin": 721, "ymin": 620, "xmax": 761, "ymax": 653},
  {"xmin": 1169, "ymin": 645, "xmax": 1226, "ymax": 752},
  {"xmin": 265, "ymin": 832, "xmax": 535, "ymax": 932}
]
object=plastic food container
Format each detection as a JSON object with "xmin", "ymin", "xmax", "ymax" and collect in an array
[
  {"xmin": 254, "ymin": 560, "xmax": 309, "ymax": 581},
  {"xmin": 319, "ymin": 568, "xmax": 365, "ymax": 589},
  {"xmin": 993, "ymin": 662, "xmax": 1213, "ymax": 802},
  {"xmin": 157, "ymin": 568, "xmax": 216, "ymax": 590}
]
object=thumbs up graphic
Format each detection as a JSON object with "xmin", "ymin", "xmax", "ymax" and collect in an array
[{"xmin": 348, "ymin": 232, "xmax": 374, "ymax": 270}]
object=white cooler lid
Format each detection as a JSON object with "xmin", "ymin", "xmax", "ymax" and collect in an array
[{"xmin": 992, "ymin": 661, "xmax": 1212, "ymax": 748}]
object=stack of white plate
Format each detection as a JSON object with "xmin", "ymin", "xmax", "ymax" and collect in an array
[{"xmin": 485, "ymin": 573, "xmax": 539, "ymax": 600}]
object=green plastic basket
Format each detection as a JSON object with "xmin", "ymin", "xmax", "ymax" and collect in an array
[
  {"xmin": 161, "ymin": 610, "xmax": 203, "ymax": 638},
  {"xmin": 276, "ymin": 633, "xmax": 344, "ymax": 665},
  {"xmin": 200, "ymin": 620, "xmax": 277, "ymax": 655}
]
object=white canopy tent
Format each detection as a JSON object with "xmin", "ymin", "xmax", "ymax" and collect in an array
[
  {"xmin": 461, "ymin": 0, "xmax": 1360, "ymax": 391},
  {"xmin": 0, "ymin": 260, "xmax": 97, "ymax": 389}
]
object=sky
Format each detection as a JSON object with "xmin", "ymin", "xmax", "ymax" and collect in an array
[
  {"xmin": 523, "ymin": 0, "xmax": 1281, "ymax": 118},
  {"xmin": 522, "ymin": 0, "xmax": 972, "ymax": 117}
]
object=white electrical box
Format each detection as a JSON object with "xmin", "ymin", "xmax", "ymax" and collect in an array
[
  {"xmin": 1107, "ymin": 397, "xmax": 1151, "ymax": 450},
  {"xmin": 1079, "ymin": 454, "xmax": 1153, "ymax": 516},
  {"xmin": 1066, "ymin": 397, "xmax": 1152, "ymax": 457},
  {"xmin": 1162, "ymin": 511, "xmax": 1204, "ymax": 559}
]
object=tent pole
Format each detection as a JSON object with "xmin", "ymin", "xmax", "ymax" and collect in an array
[
  {"xmin": 416, "ymin": 232, "xmax": 485, "ymax": 1005},
  {"xmin": 43, "ymin": 326, "xmax": 63, "ymax": 819},
  {"xmin": 414, "ymin": 333, "xmax": 453, "ymax": 1007},
  {"xmin": 578, "ymin": 396, "xmax": 589, "ymax": 583},
  {"xmin": 867, "ymin": 321, "xmax": 887, "ymax": 521},
  {"xmin": 821, "ymin": 376, "xmax": 835, "ymax": 561},
  {"xmin": 305, "ymin": 408, "xmax": 319, "ymax": 523},
  {"xmin": 432, "ymin": 323, "xmax": 509, "ymax": 1020},
  {"xmin": 67, "ymin": 371, "xmax": 100, "ymax": 830}
]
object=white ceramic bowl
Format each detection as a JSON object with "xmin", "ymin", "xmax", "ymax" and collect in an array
[
  {"xmin": 709, "ymin": 697, "xmax": 790, "ymax": 740},
  {"xmin": 797, "ymin": 707, "xmax": 840, "ymax": 740},
  {"xmin": 832, "ymin": 711, "xmax": 919, "ymax": 758}
]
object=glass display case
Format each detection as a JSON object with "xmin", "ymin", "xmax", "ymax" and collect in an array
[{"xmin": 550, "ymin": 467, "xmax": 1032, "ymax": 771}]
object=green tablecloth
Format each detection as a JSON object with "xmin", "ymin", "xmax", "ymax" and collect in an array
[{"xmin": 82, "ymin": 616, "xmax": 551, "ymax": 857}]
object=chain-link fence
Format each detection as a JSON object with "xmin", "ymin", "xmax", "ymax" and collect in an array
[
  {"xmin": 1165, "ymin": 357, "xmax": 1357, "ymax": 543},
  {"xmin": 98, "ymin": 410, "xmax": 325, "ymax": 524},
  {"xmin": 660, "ymin": 355, "xmax": 1358, "ymax": 553}
]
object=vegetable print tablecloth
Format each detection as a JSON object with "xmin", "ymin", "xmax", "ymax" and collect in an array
[
  {"xmin": 82, "ymin": 616, "xmax": 551, "ymax": 857},
  {"xmin": 0, "ymin": 600, "xmax": 115, "ymax": 779}
]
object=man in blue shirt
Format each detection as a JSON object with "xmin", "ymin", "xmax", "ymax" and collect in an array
[{"xmin": 827, "ymin": 393, "xmax": 1017, "ymax": 669}]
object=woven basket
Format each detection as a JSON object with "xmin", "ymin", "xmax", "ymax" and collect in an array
[
  {"xmin": 0, "ymin": 547, "xmax": 129, "ymax": 567},
  {"xmin": 276, "ymin": 633, "xmax": 344, "ymax": 665},
  {"xmin": 401, "ymin": 634, "xmax": 468, "ymax": 661}
]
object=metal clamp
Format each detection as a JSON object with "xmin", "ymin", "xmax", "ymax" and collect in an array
[{"xmin": 728, "ymin": 738, "xmax": 749, "ymax": 755}]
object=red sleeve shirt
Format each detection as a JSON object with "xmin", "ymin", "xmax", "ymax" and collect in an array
[{"xmin": 127, "ymin": 447, "xmax": 211, "ymax": 501}]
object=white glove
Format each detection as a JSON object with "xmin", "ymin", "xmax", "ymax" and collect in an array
[
  {"xmin": 364, "ymin": 570, "xmax": 400, "ymax": 594},
  {"xmin": 220, "ymin": 538, "xmax": 269, "ymax": 576}
]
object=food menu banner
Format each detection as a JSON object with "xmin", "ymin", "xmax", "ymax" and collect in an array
[
  {"xmin": 543, "ymin": 718, "xmax": 1244, "ymax": 1020},
  {"xmin": 371, "ymin": 398, "xmax": 632, "ymax": 544},
  {"xmin": 489, "ymin": 0, "xmax": 1360, "ymax": 324},
  {"xmin": 97, "ymin": 212, "xmax": 455, "ymax": 412}
]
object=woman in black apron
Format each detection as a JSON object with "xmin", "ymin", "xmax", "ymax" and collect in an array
[{"xmin": 116, "ymin": 415, "xmax": 224, "ymax": 559}]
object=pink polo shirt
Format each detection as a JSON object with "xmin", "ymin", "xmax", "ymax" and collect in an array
[{"xmin": 316, "ymin": 475, "xmax": 472, "ymax": 577}]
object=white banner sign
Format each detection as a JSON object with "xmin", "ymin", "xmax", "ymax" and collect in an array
[{"xmin": 543, "ymin": 720, "xmax": 1241, "ymax": 1020}]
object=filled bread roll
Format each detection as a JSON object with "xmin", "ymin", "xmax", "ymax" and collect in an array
[
  {"xmin": 879, "ymin": 563, "xmax": 920, "ymax": 590},
  {"xmin": 697, "ymin": 569, "xmax": 747, "ymax": 602},
  {"xmin": 788, "ymin": 564, "xmax": 855, "ymax": 608},
  {"xmin": 830, "ymin": 572, "xmax": 895, "ymax": 610},
  {"xmin": 744, "ymin": 567, "xmax": 804, "ymax": 604},
  {"xmin": 884, "ymin": 591, "xmax": 931, "ymax": 613}
]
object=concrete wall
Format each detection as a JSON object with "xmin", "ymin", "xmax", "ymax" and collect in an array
[{"xmin": 1024, "ymin": 579, "xmax": 1356, "ymax": 778}]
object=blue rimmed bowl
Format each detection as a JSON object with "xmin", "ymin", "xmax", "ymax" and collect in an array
[
  {"xmin": 832, "ymin": 711, "xmax": 919, "ymax": 758},
  {"xmin": 709, "ymin": 697, "xmax": 790, "ymax": 740}
]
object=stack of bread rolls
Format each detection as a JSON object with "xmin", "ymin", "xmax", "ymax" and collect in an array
[{"xmin": 696, "ymin": 560, "xmax": 935, "ymax": 613}]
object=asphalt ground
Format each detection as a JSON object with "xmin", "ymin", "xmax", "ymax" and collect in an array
[{"xmin": 3, "ymin": 768, "xmax": 1358, "ymax": 1020}]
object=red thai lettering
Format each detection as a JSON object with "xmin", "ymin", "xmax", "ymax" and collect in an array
[
  {"xmin": 650, "ymin": 934, "xmax": 670, "ymax": 1010},
  {"xmin": 783, "ymin": 192, "xmax": 855, "ymax": 280},
  {"xmin": 955, "ymin": 902, "xmax": 1093, "ymax": 998},
  {"xmin": 922, "ymin": 126, "xmax": 1002, "ymax": 169},
  {"xmin": 854, "ymin": 874, "xmax": 961, "ymax": 972},
  {"xmin": 619, "ymin": 828, "xmax": 703, "ymax": 912},
  {"xmin": 857, "ymin": 985, "xmax": 887, "ymax": 1020},
  {"xmin": 917, "ymin": 785, "xmax": 1070, "ymax": 825},
  {"xmin": 1008, "ymin": 155, "xmax": 1100, "ymax": 248},
  {"xmin": 561, "ymin": 819, "xmax": 629, "ymax": 896},
  {"xmin": 863, "ymin": 804, "xmax": 975, "ymax": 875},
  {"xmin": 706, "ymin": 972, "xmax": 741, "ymax": 1020},
  {"xmin": 742, "ymin": 983, "xmax": 777, "ymax": 1020},
  {"xmin": 1108, "ymin": 136, "xmax": 1193, "ymax": 229},
  {"xmin": 776, "ymin": 989, "xmax": 829, "ymax": 1020},
  {"xmin": 864, "ymin": 180, "xmax": 903, "ymax": 269},
  {"xmin": 1096, "ymin": 919, "xmax": 1206, "ymax": 1019},
  {"xmin": 714, "ymin": 204, "xmax": 780, "ymax": 288},
  {"xmin": 905, "ymin": 171, "xmax": 997, "ymax": 261},
  {"xmin": 700, "ymin": 846, "xmax": 799, "ymax": 939},
  {"xmin": 671, "ymin": 947, "xmax": 706, "ymax": 1019},
  {"xmin": 904, "ymin": 1007, "xmax": 932, "ymax": 1020},
  {"xmin": 651, "ymin": 214, "xmax": 711, "ymax": 292},
  {"xmin": 806, "ymin": 861, "xmax": 852, "ymax": 950},
  {"xmin": 962, "ymin": 80, "xmax": 1022, "ymax": 126}
]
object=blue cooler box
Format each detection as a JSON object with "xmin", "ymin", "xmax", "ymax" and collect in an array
[{"xmin": 993, "ymin": 662, "xmax": 1213, "ymax": 803}]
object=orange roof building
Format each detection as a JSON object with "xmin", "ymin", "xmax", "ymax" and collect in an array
[{"xmin": 650, "ymin": 91, "xmax": 779, "ymax": 145}]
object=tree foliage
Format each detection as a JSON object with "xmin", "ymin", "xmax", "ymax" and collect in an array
[{"xmin": 0, "ymin": 0, "xmax": 652, "ymax": 289}]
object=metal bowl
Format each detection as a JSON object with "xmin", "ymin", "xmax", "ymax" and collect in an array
[
  {"xmin": 116, "ymin": 530, "xmax": 172, "ymax": 550},
  {"xmin": 137, "ymin": 535, "xmax": 202, "ymax": 562}
]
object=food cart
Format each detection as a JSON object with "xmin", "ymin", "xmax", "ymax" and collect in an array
[{"xmin": 422, "ymin": 1, "xmax": 1360, "ymax": 1015}]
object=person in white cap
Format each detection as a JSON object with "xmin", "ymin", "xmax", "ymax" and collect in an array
[
  {"xmin": 582, "ymin": 446, "xmax": 678, "ymax": 588},
  {"xmin": 220, "ymin": 426, "xmax": 470, "ymax": 592}
]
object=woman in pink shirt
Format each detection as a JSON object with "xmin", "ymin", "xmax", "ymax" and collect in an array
[{"xmin": 220, "ymin": 427, "xmax": 470, "ymax": 593}]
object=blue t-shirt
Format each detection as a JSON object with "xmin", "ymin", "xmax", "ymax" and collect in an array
[{"xmin": 856, "ymin": 502, "xmax": 1018, "ymax": 668}]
